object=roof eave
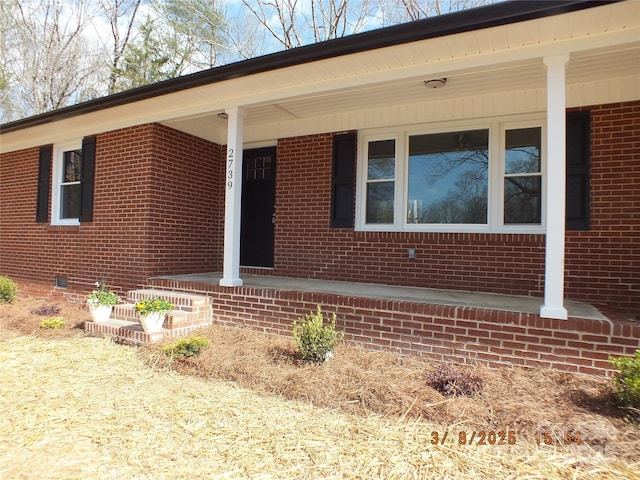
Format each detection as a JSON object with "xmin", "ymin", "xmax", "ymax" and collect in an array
[{"xmin": 0, "ymin": 0, "xmax": 616, "ymax": 134}]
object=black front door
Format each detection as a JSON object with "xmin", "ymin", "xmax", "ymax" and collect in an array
[{"xmin": 240, "ymin": 147, "xmax": 276, "ymax": 267}]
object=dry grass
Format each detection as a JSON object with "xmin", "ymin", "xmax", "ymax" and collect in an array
[
  {"xmin": 1, "ymin": 295, "xmax": 639, "ymax": 479},
  {"xmin": 145, "ymin": 324, "xmax": 640, "ymax": 459}
]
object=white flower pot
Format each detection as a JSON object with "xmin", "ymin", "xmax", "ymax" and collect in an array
[
  {"xmin": 89, "ymin": 304, "xmax": 113, "ymax": 323},
  {"xmin": 139, "ymin": 311, "xmax": 167, "ymax": 333}
]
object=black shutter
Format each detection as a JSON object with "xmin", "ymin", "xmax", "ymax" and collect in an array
[
  {"xmin": 566, "ymin": 112, "xmax": 590, "ymax": 230},
  {"xmin": 36, "ymin": 146, "xmax": 52, "ymax": 223},
  {"xmin": 331, "ymin": 133, "xmax": 356, "ymax": 228},
  {"xmin": 79, "ymin": 136, "xmax": 96, "ymax": 223}
]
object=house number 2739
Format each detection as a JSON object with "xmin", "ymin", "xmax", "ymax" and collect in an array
[{"xmin": 227, "ymin": 148, "xmax": 234, "ymax": 189}]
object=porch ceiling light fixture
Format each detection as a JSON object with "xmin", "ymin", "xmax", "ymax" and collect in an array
[
  {"xmin": 424, "ymin": 78, "xmax": 447, "ymax": 89},
  {"xmin": 217, "ymin": 112, "xmax": 229, "ymax": 120}
]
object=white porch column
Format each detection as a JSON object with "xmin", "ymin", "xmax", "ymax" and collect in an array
[
  {"xmin": 540, "ymin": 55, "xmax": 570, "ymax": 320},
  {"xmin": 220, "ymin": 107, "xmax": 245, "ymax": 287}
]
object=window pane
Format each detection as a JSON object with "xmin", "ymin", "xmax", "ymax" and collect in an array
[
  {"xmin": 504, "ymin": 176, "xmax": 541, "ymax": 224},
  {"xmin": 407, "ymin": 130, "xmax": 488, "ymax": 224},
  {"xmin": 366, "ymin": 182, "xmax": 394, "ymax": 223},
  {"xmin": 63, "ymin": 150, "xmax": 82, "ymax": 183},
  {"xmin": 61, "ymin": 184, "xmax": 81, "ymax": 219},
  {"xmin": 367, "ymin": 140, "xmax": 395, "ymax": 180},
  {"xmin": 505, "ymin": 128, "xmax": 541, "ymax": 174}
]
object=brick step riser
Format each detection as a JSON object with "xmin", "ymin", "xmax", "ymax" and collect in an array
[
  {"xmin": 127, "ymin": 289, "xmax": 212, "ymax": 308},
  {"xmin": 85, "ymin": 320, "xmax": 210, "ymax": 345},
  {"xmin": 110, "ymin": 306, "xmax": 212, "ymax": 330},
  {"xmin": 85, "ymin": 288, "xmax": 213, "ymax": 345}
]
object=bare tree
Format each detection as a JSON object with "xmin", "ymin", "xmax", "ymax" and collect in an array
[
  {"xmin": 1, "ymin": 0, "xmax": 101, "ymax": 120},
  {"xmin": 241, "ymin": 0, "xmax": 374, "ymax": 50},
  {"xmin": 95, "ymin": 0, "xmax": 142, "ymax": 94},
  {"xmin": 158, "ymin": 0, "xmax": 227, "ymax": 70},
  {"xmin": 0, "ymin": 0, "xmax": 17, "ymax": 121},
  {"xmin": 221, "ymin": 9, "xmax": 265, "ymax": 61},
  {"xmin": 378, "ymin": 0, "xmax": 496, "ymax": 24}
]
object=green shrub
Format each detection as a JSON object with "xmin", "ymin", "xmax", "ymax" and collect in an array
[
  {"xmin": 162, "ymin": 336, "xmax": 211, "ymax": 357},
  {"xmin": 39, "ymin": 317, "xmax": 65, "ymax": 329},
  {"xmin": 292, "ymin": 306, "xmax": 343, "ymax": 363},
  {"xmin": 610, "ymin": 350, "xmax": 640, "ymax": 409},
  {"xmin": 426, "ymin": 364, "xmax": 484, "ymax": 397},
  {"xmin": 0, "ymin": 275, "xmax": 18, "ymax": 303}
]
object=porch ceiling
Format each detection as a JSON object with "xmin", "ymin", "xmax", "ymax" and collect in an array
[{"xmin": 161, "ymin": 41, "xmax": 639, "ymax": 144}]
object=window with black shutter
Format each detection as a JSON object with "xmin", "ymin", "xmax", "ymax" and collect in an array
[
  {"xmin": 49, "ymin": 136, "xmax": 96, "ymax": 224},
  {"xmin": 566, "ymin": 112, "xmax": 590, "ymax": 230},
  {"xmin": 331, "ymin": 133, "xmax": 356, "ymax": 228}
]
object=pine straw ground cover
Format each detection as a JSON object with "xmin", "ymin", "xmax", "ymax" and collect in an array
[{"xmin": 1, "ymin": 295, "xmax": 639, "ymax": 479}]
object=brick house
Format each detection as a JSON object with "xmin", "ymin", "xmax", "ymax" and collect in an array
[{"xmin": 1, "ymin": 0, "xmax": 638, "ymax": 374}]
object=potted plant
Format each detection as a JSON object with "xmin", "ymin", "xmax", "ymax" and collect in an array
[
  {"xmin": 86, "ymin": 282, "xmax": 120, "ymax": 323},
  {"xmin": 134, "ymin": 297, "xmax": 174, "ymax": 333}
]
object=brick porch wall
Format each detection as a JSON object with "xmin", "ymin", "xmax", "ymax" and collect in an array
[
  {"xmin": 564, "ymin": 102, "xmax": 640, "ymax": 315},
  {"xmin": 273, "ymin": 101, "xmax": 640, "ymax": 317},
  {"xmin": 0, "ymin": 124, "xmax": 222, "ymax": 295},
  {"xmin": 150, "ymin": 277, "xmax": 640, "ymax": 377},
  {"xmin": 10, "ymin": 275, "xmax": 639, "ymax": 376}
]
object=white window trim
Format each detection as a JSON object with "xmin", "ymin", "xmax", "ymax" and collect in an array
[
  {"xmin": 356, "ymin": 132, "xmax": 402, "ymax": 229},
  {"xmin": 356, "ymin": 115, "xmax": 546, "ymax": 234},
  {"xmin": 51, "ymin": 139, "xmax": 82, "ymax": 226},
  {"xmin": 498, "ymin": 120, "xmax": 547, "ymax": 233}
]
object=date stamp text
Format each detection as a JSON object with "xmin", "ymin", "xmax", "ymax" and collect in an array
[{"xmin": 429, "ymin": 430, "xmax": 583, "ymax": 446}]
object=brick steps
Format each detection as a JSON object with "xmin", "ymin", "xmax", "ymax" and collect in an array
[{"xmin": 84, "ymin": 289, "xmax": 213, "ymax": 344}]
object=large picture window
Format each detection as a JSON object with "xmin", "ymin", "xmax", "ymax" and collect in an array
[
  {"xmin": 357, "ymin": 118, "xmax": 545, "ymax": 233},
  {"xmin": 407, "ymin": 129, "xmax": 488, "ymax": 224}
]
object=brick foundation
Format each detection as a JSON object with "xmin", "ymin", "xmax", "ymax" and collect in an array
[{"xmin": 151, "ymin": 277, "xmax": 640, "ymax": 377}]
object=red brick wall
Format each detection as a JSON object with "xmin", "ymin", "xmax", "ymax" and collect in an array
[
  {"xmin": 274, "ymin": 102, "xmax": 639, "ymax": 317},
  {"xmin": 275, "ymin": 136, "xmax": 546, "ymax": 296},
  {"xmin": 0, "ymin": 124, "xmax": 222, "ymax": 295},
  {"xmin": 565, "ymin": 102, "xmax": 640, "ymax": 315},
  {"xmin": 148, "ymin": 124, "xmax": 224, "ymax": 276}
]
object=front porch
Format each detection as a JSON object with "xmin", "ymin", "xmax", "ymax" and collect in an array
[{"xmin": 149, "ymin": 273, "xmax": 639, "ymax": 376}]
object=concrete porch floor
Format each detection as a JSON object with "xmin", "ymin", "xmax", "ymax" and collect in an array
[{"xmin": 156, "ymin": 272, "xmax": 608, "ymax": 321}]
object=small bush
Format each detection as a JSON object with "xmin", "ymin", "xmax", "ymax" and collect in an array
[
  {"xmin": 426, "ymin": 364, "xmax": 484, "ymax": 397},
  {"xmin": 39, "ymin": 317, "xmax": 65, "ymax": 329},
  {"xmin": 163, "ymin": 336, "xmax": 211, "ymax": 357},
  {"xmin": 0, "ymin": 275, "xmax": 18, "ymax": 303},
  {"xmin": 31, "ymin": 304, "xmax": 61, "ymax": 316},
  {"xmin": 610, "ymin": 350, "xmax": 640, "ymax": 409},
  {"xmin": 292, "ymin": 306, "xmax": 343, "ymax": 363}
]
